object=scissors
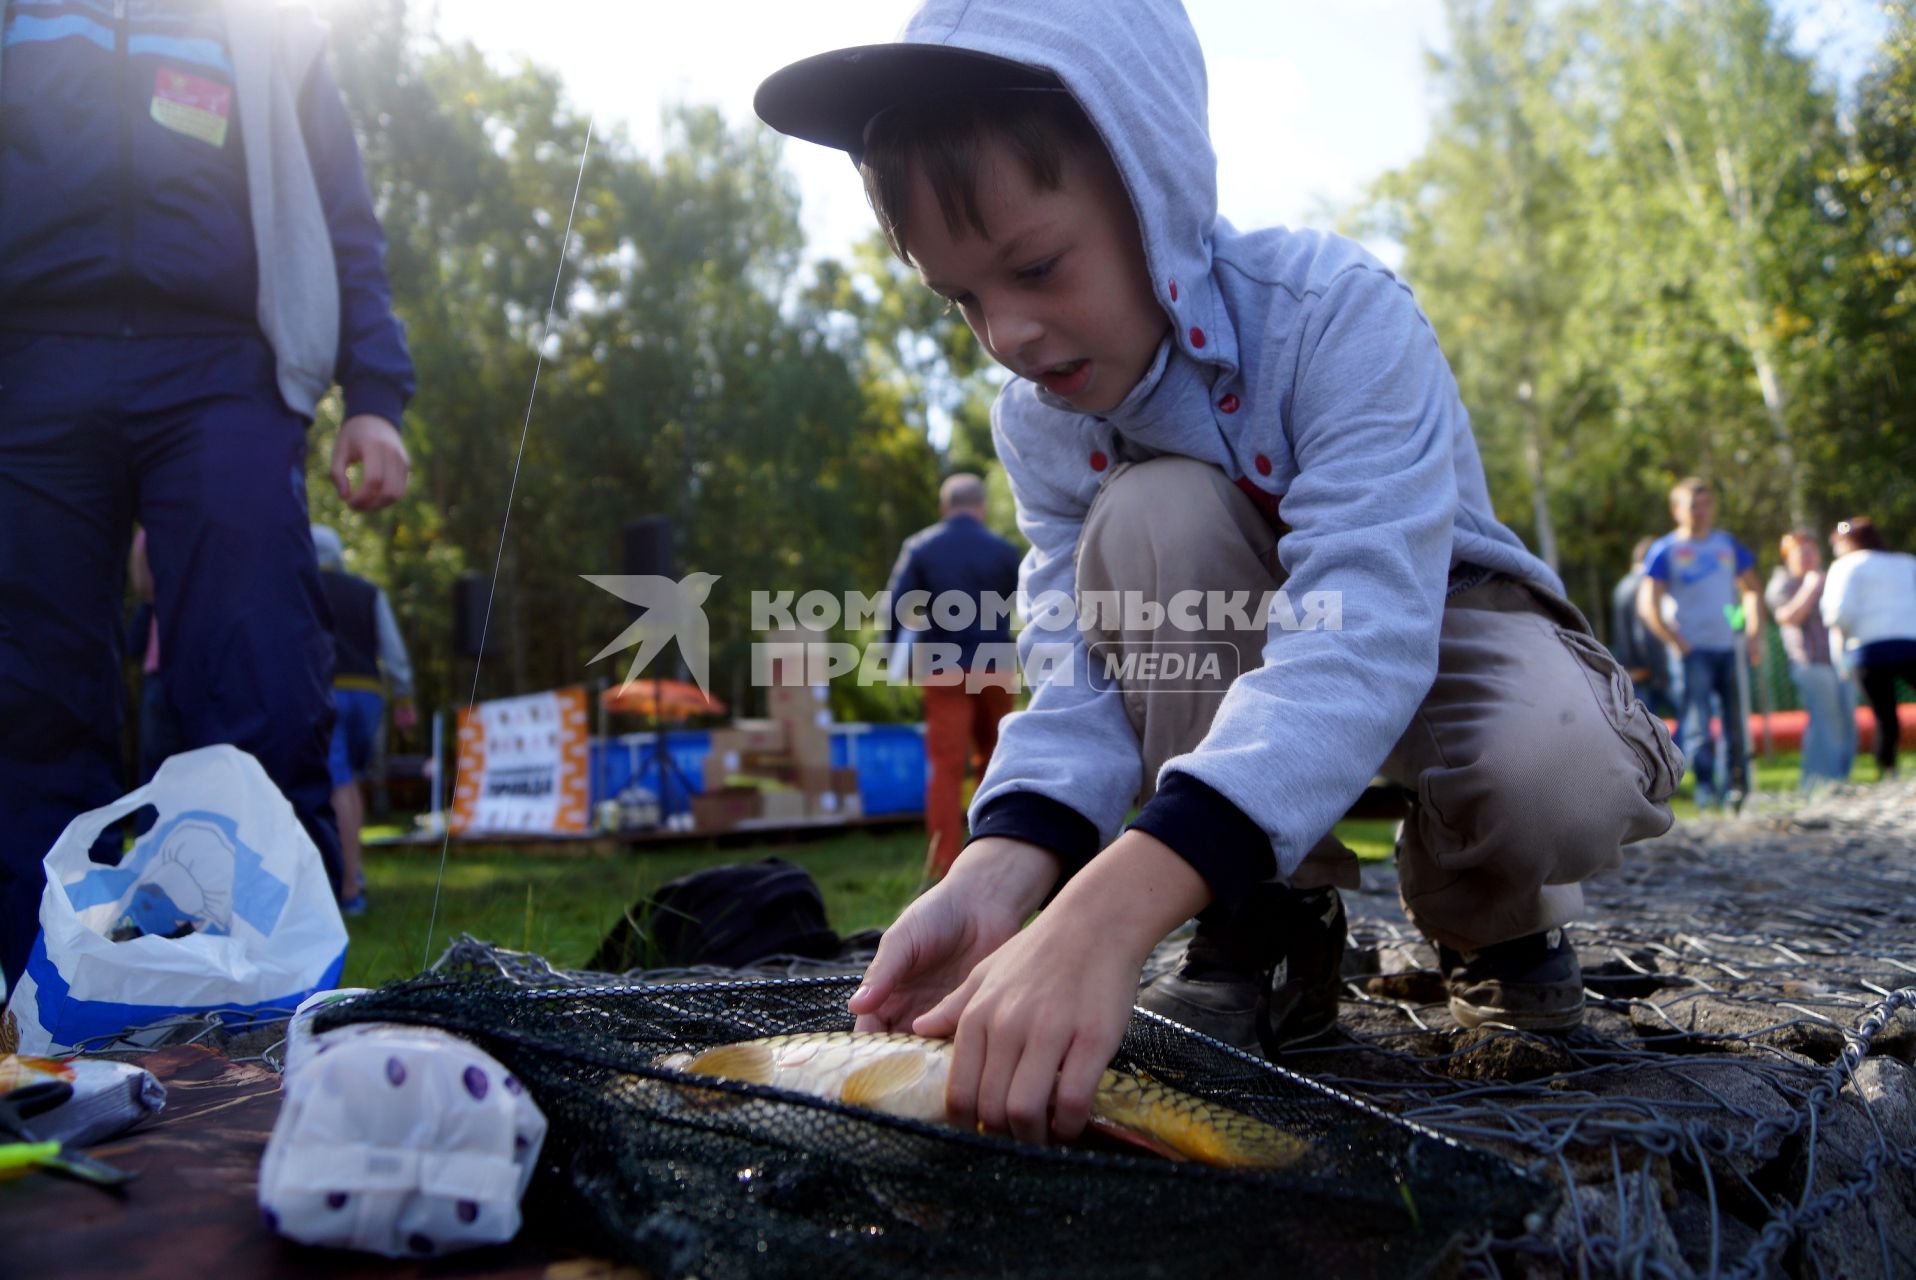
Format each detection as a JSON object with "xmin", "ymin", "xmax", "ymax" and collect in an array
[{"xmin": 0, "ymin": 1079, "xmax": 135, "ymax": 1187}]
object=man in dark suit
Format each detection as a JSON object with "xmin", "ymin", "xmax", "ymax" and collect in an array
[{"xmin": 882, "ymin": 474, "xmax": 1023, "ymax": 878}]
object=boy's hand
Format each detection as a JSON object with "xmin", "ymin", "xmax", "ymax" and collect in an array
[
  {"xmin": 912, "ymin": 898, "xmax": 1142, "ymax": 1146},
  {"xmin": 331, "ymin": 414, "xmax": 410, "ymax": 511},
  {"xmin": 913, "ymin": 830, "xmax": 1210, "ymax": 1147},
  {"xmin": 850, "ymin": 837, "xmax": 1056, "ymax": 1033}
]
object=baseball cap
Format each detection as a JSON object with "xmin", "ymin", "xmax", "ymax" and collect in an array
[{"xmin": 755, "ymin": 43, "xmax": 1062, "ymax": 162}]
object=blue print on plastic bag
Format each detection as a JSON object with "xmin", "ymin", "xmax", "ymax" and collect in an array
[{"xmin": 62, "ymin": 811, "xmax": 291, "ymax": 937}]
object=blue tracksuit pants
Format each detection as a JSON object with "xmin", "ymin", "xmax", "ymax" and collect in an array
[{"xmin": 0, "ymin": 332, "xmax": 341, "ymax": 987}]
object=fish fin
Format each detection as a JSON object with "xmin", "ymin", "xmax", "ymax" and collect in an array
[
  {"xmin": 1093, "ymin": 1069, "xmax": 1310, "ymax": 1170},
  {"xmin": 1087, "ymin": 1116, "xmax": 1190, "ymax": 1162},
  {"xmin": 840, "ymin": 1052, "xmax": 930, "ymax": 1109},
  {"xmin": 681, "ymin": 1042, "xmax": 776, "ymax": 1085}
]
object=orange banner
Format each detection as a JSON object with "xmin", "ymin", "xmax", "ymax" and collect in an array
[{"xmin": 449, "ymin": 686, "xmax": 591, "ymax": 836}]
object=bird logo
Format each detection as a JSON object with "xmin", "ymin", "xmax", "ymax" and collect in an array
[{"xmin": 582, "ymin": 572, "xmax": 722, "ymax": 697}]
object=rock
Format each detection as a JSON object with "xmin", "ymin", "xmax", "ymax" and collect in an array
[
  {"xmin": 1628, "ymin": 990, "xmax": 1849, "ymax": 1063},
  {"xmin": 1541, "ymin": 1170, "xmax": 1693, "ymax": 1279},
  {"xmin": 1864, "ymin": 1009, "xmax": 1916, "ymax": 1064},
  {"xmin": 1787, "ymin": 1057, "xmax": 1916, "ymax": 1278},
  {"xmin": 1363, "ymin": 969, "xmax": 1449, "ymax": 1005},
  {"xmin": 1665, "ymin": 1189, "xmax": 1770, "ymax": 1278},
  {"xmin": 1445, "ymin": 1027, "xmax": 1577, "ymax": 1083},
  {"xmin": 1573, "ymin": 1060, "xmax": 1807, "ymax": 1176}
]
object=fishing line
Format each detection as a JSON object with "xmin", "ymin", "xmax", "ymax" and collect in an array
[{"xmin": 420, "ymin": 113, "xmax": 598, "ymax": 971}]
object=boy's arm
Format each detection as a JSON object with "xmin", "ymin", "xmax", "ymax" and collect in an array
[
  {"xmin": 851, "ymin": 398, "xmax": 1145, "ymax": 1038},
  {"xmin": 1736, "ymin": 566, "xmax": 1765, "ymax": 663},
  {"xmin": 1639, "ymin": 576, "xmax": 1686, "ymax": 655},
  {"xmin": 849, "ymin": 835, "xmax": 1058, "ymax": 1034},
  {"xmin": 1732, "ymin": 541, "xmax": 1764, "ymax": 661},
  {"xmin": 1127, "ymin": 267, "xmax": 1455, "ymax": 912},
  {"xmin": 912, "ymin": 829, "xmax": 1208, "ymax": 1146},
  {"xmin": 964, "ymin": 399, "xmax": 1145, "ymax": 879}
]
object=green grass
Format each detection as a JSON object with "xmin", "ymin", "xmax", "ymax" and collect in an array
[
  {"xmin": 341, "ymin": 828, "xmax": 929, "ymax": 987},
  {"xmin": 342, "ymin": 750, "xmax": 1850, "ymax": 987}
]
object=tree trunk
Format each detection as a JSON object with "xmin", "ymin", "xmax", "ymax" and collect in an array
[
  {"xmin": 1523, "ymin": 395, "xmax": 1559, "ymax": 572},
  {"xmin": 1744, "ymin": 327, "xmax": 1811, "ymax": 529}
]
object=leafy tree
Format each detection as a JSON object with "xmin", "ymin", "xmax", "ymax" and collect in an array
[{"xmin": 314, "ymin": 1, "xmax": 940, "ymax": 723}]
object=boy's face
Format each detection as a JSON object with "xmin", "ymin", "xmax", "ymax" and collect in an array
[{"xmin": 902, "ymin": 135, "xmax": 1167, "ymax": 415}]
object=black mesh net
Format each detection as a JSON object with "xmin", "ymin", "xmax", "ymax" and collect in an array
[{"xmin": 317, "ymin": 973, "xmax": 1550, "ymax": 1279}]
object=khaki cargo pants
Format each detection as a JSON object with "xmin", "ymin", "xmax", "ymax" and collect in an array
[{"xmin": 1078, "ymin": 457, "xmax": 1680, "ymax": 951}]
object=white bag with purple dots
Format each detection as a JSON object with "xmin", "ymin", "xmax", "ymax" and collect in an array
[{"xmin": 258, "ymin": 1014, "xmax": 547, "ymax": 1258}]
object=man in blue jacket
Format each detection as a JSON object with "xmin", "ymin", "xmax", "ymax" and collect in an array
[
  {"xmin": 0, "ymin": 0, "xmax": 415, "ymax": 987},
  {"xmin": 881, "ymin": 474, "xmax": 1023, "ymax": 879}
]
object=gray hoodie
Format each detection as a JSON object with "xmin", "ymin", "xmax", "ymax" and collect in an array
[{"xmin": 916, "ymin": 0, "xmax": 1563, "ymax": 888}]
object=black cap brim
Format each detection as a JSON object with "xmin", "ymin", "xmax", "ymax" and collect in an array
[{"xmin": 755, "ymin": 43, "xmax": 1060, "ymax": 162}]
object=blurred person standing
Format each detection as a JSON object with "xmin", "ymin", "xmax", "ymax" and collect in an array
[
  {"xmin": 1611, "ymin": 538, "xmax": 1675, "ymax": 719},
  {"xmin": 311, "ymin": 525, "xmax": 414, "ymax": 915},
  {"xmin": 1822, "ymin": 519, "xmax": 1916, "ymax": 779},
  {"xmin": 880, "ymin": 474, "xmax": 1024, "ymax": 880},
  {"xmin": 1639, "ymin": 479, "xmax": 1764, "ymax": 811},
  {"xmin": 0, "ymin": 0, "xmax": 415, "ymax": 987},
  {"xmin": 1765, "ymin": 530, "xmax": 1855, "ymax": 791}
]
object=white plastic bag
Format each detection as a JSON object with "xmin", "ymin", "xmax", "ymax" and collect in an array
[
  {"xmin": 5, "ymin": 745, "xmax": 348, "ymax": 1055},
  {"xmin": 259, "ymin": 1018, "xmax": 547, "ymax": 1257}
]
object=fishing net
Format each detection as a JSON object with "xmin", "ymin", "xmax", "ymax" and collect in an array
[
  {"xmin": 316, "ymin": 970, "xmax": 1548, "ymax": 1278},
  {"xmin": 1272, "ymin": 777, "xmax": 1916, "ymax": 1278}
]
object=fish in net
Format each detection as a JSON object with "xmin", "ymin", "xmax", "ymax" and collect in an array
[{"xmin": 317, "ymin": 972, "xmax": 1551, "ymax": 1278}]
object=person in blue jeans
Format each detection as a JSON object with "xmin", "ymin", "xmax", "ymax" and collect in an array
[
  {"xmin": 1765, "ymin": 530, "xmax": 1855, "ymax": 791},
  {"xmin": 1639, "ymin": 478, "xmax": 1765, "ymax": 811},
  {"xmin": 313, "ymin": 526, "xmax": 416, "ymax": 916},
  {"xmin": 0, "ymin": 1, "xmax": 414, "ymax": 989}
]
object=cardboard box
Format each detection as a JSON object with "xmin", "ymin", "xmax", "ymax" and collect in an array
[
  {"xmin": 785, "ymin": 717, "xmax": 832, "ymax": 767},
  {"xmin": 705, "ymin": 721, "xmax": 794, "ymax": 789},
  {"xmin": 796, "ymin": 765, "xmax": 859, "ymax": 794},
  {"xmin": 756, "ymin": 789, "xmax": 807, "ymax": 822},
  {"xmin": 708, "ymin": 720, "xmax": 786, "ymax": 757},
  {"xmin": 799, "ymin": 765, "xmax": 861, "ymax": 819},
  {"xmin": 690, "ymin": 787, "xmax": 762, "ymax": 833},
  {"xmin": 806, "ymin": 789, "xmax": 864, "ymax": 820}
]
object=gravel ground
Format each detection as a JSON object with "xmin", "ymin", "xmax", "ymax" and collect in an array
[{"xmin": 1239, "ymin": 779, "xmax": 1916, "ymax": 1279}]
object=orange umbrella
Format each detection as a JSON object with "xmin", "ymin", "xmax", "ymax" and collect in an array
[{"xmin": 600, "ymin": 679, "xmax": 727, "ymax": 723}]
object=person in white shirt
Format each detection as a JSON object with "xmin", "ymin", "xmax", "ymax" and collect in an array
[{"xmin": 1821, "ymin": 518, "xmax": 1916, "ymax": 778}]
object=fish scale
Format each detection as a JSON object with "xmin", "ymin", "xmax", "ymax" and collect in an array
[{"xmin": 658, "ymin": 1031, "xmax": 1308, "ymax": 1170}]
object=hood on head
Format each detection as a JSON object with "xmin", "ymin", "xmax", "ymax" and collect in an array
[
  {"xmin": 311, "ymin": 524, "xmax": 344, "ymax": 571},
  {"xmin": 758, "ymin": 0, "xmax": 1231, "ymax": 377}
]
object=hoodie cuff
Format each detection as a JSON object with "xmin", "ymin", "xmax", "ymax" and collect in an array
[
  {"xmin": 1128, "ymin": 772, "xmax": 1275, "ymax": 917},
  {"xmin": 343, "ymin": 380, "xmax": 407, "ymax": 429},
  {"xmin": 967, "ymin": 792, "xmax": 1102, "ymax": 883}
]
